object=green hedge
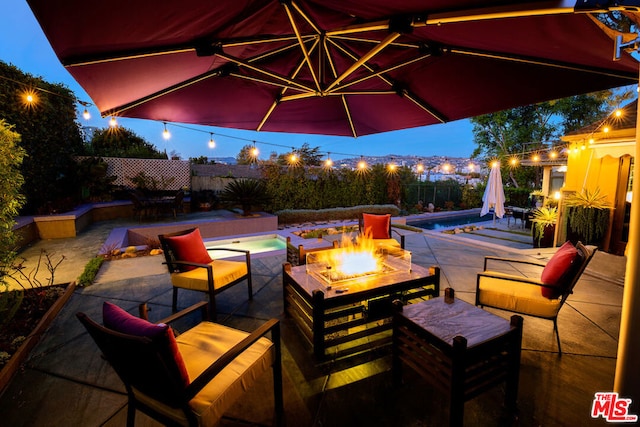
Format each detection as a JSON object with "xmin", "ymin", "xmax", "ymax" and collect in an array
[{"xmin": 276, "ymin": 204, "xmax": 400, "ymax": 224}]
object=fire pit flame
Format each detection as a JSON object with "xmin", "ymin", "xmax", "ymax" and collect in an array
[{"xmin": 307, "ymin": 233, "xmax": 398, "ymax": 284}]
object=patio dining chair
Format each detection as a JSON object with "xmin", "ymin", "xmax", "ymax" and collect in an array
[
  {"xmin": 77, "ymin": 301, "xmax": 283, "ymax": 426},
  {"xmin": 158, "ymin": 228, "xmax": 252, "ymax": 317},
  {"xmin": 475, "ymin": 241, "xmax": 596, "ymax": 354},
  {"xmin": 358, "ymin": 212, "xmax": 405, "ymax": 249}
]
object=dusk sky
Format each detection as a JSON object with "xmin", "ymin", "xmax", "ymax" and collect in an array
[{"xmin": 1, "ymin": 0, "xmax": 477, "ymax": 162}]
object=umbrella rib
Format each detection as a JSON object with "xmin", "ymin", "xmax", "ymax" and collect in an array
[
  {"xmin": 325, "ymin": 37, "xmax": 448, "ymax": 123},
  {"xmin": 450, "ymin": 47, "xmax": 638, "ymax": 80},
  {"xmin": 282, "ymin": 2, "xmax": 321, "ymax": 92},
  {"xmin": 341, "ymin": 95, "xmax": 358, "ymax": 138},
  {"xmin": 62, "ymin": 35, "xmax": 304, "ymax": 67},
  {"xmin": 256, "ymin": 47, "xmax": 314, "ymax": 132},
  {"xmin": 101, "ymin": 69, "xmax": 223, "ymax": 117},
  {"xmin": 325, "ymin": 32, "xmax": 401, "ymax": 92},
  {"xmin": 217, "ymin": 52, "xmax": 315, "ymax": 93},
  {"xmin": 335, "ymin": 54, "xmax": 431, "ymax": 91}
]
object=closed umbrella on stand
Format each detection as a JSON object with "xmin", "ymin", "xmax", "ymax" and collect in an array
[{"xmin": 481, "ymin": 161, "xmax": 505, "ymax": 225}]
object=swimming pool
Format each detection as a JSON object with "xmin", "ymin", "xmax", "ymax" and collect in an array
[
  {"xmin": 204, "ymin": 234, "xmax": 287, "ymax": 259},
  {"xmin": 409, "ymin": 214, "xmax": 492, "ymax": 230}
]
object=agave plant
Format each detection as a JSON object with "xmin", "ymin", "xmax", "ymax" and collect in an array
[
  {"xmin": 220, "ymin": 179, "xmax": 271, "ymax": 216},
  {"xmin": 564, "ymin": 187, "xmax": 612, "ymax": 209}
]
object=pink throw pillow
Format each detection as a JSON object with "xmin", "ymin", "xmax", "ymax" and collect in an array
[
  {"xmin": 540, "ymin": 241, "xmax": 579, "ymax": 298},
  {"xmin": 363, "ymin": 213, "xmax": 391, "ymax": 239},
  {"xmin": 103, "ymin": 301, "xmax": 190, "ymax": 386},
  {"xmin": 165, "ymin": 228, "xmax": 211, "ymax": 270}
]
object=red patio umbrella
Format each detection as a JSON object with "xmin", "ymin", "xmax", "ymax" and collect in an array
[{"xmin": 26, "ymin": 1, "xmax": 639, "ymax": 137}]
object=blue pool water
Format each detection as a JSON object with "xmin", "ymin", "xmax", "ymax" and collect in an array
[
  {"xmin": 410, "ymin": 214, "xmax": 490, "ymax": 230},
  {"xmin": 205, "ymin": 235, "xmax": 286, "ymax": 259}
]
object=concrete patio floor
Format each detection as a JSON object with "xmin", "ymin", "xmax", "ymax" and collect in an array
[{"xmin": 0, "ymin": 211, "xmax": 626, "ymax": 426}]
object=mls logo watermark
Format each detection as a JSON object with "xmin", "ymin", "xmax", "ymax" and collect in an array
[{"xmin": 592, "ymin": 392, "xmax": 638, "ymax": 422}]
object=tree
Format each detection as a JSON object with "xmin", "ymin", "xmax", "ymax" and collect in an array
[
  {"xmin": 0, "ymin": 120, "xmax": 26, "ymax": 284},
  {"xmin": 276, "ymin": 143, "xmax": 323, "ymax": 166},
  {"xmin": 88, "ymin": 127, "xmax": 167, "ymax": 159},
  {"xmin": 0, "ymin": 61, "xmax": 85, "ymax": 214},
  {"xmin": 190, "ymin": 156, "xmax": 216, "ymax": 165},
  {"xmin": 236, "ymin": 144, "xmax": 257, "ymax": 165},
  {"xmin": 470, "ymin": 91, "xmax": 614, "ymax": 188}
]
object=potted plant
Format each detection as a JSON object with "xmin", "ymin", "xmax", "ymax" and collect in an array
[
  {"xmin": 531, "ymin": 206, "xmax": 558, "ymax": 248},
  {"xmin": 564, "ymin": 188, "xmax": 612, "ymax": 248},
  {"xmin": 529, "ymin": 189, "xmax": 545, "ymax": 208}
]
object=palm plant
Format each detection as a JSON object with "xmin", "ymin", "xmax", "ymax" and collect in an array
[{"xmin": 220, "ymin": 179, "xmax": 271, "ymax": 216}]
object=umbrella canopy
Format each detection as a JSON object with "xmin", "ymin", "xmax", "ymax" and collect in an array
[
  {"xmin": 26, "ymin": 1, "xmax": 640, "ymax": 137},
  {"xmin": 481, "ymin": 164, "xmax": 505, "ymax": 219}
]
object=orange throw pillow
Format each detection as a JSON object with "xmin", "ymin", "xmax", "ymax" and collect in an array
[
  {"xmin": 165, "ymin": 228, "xmax": 211, "ymax": 270},
  {"xmin": 363, "ymin": 213, "xmax": 391, "ymax": 239},
  {"xmin": 540, "ymin": 241, "xmax": 579, "ymax": 298}
]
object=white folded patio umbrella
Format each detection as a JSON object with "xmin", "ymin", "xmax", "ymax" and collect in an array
[{"xmin": 481, "ymin": 163, "xmax": 505, "ymax": 224}]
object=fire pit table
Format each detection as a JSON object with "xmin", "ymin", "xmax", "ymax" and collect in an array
[{"xmin": 282, "ymin": 245, "xmax": 440, "ymax": 360}]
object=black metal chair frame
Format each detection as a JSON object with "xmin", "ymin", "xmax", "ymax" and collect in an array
[
  {"xmin": 158, "ymin": 228, "xmax": 253, "ymax": 317},
  {"xmin": 475, "ymin": 241, "xmax": 595, "ymax": 354}
]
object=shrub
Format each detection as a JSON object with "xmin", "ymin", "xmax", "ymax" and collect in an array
[
  {"xmin": 78, "ymin": 257, "xmax": 104, "ymax": 287},
  {"xmin": 276, "ymin": 204, "xmax": 400, "ymax": 224}
]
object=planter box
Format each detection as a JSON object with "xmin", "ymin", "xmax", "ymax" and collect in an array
[{"xmin": 0, "ymin": 282, "xmax": 76, "ymax": 394}]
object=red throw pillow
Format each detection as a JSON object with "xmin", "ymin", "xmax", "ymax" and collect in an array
[
  {"xmin": 363, "ymin": 213, "xmax": 391, "ymax": 239},
  {"xmin": 165, "ymin": 228, "xmax": 211, "ymax": 270},
  {"xmin": 103, "ymin": 301, "xmax": 190, "ymax": 386},
  {"xmin": 540, "ymin": 241, "xmax": 579, "ymax": 298}
]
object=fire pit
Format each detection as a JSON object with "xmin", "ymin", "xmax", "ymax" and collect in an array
[
  {"xmin": 283, "ymin": 237, "xmax": 439, "ymax": 360},
  {"xmin": 306, "ymin": 244, "xmax": 411, "ymax": 286}
]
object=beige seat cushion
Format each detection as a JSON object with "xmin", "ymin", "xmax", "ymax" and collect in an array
[
  {"xmin": 171, "ymin": 260, "xmax": 248, "ymax": 291},
  {"xmin": 477, "ymin": 271, "xmax": 562, "ymax": 318},
  {"xmin": 372, "ymin": 238, "xmax": 400, "ymax": 248},
  {"xmin": 133, "ymin": 322, "xmax": 274, "ymax": 427}
]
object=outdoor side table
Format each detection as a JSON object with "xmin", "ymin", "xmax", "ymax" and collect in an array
[{"xmin": 392, "ymin": 289, "xmax": 523, "ymax": 427}]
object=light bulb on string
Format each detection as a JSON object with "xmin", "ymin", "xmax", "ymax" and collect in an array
[
  {"xmin": 208, "ymin": 133, "xmax": 216, "ymax": 149},
  {"xmin": 324, "ymin": 153, "xmax": 333, "ymax": 168},
  {"xmin": 289, "ymin": 148, "xmax": 299, "ymax": 165},
  {"xmin": 509, "ymin": 157, "xmax": 518, "ymax": 167},
  {"xmin": 109, "ymin": 116, "xmax": 118, "ymax": 128},
  {"xmin": 416, "ymin": 161, "xmax": 424, "ymax": 173},
  {"xmin": 82, "ymin": 109, "xmax": 91, "ymax": 120},
  {"xmin": 549, "ymin": 150, "xmax": 558, "ymax": 159},
  {"xmin": 532, "ymin": 154, "xmax": 540, "ymax": 162},
  {"xmin": 162, "ymin": 122, "xmax": 171, "ymax": 140},
  {"xmin": 251, "ymin": 143, "xmax": 259, "ymax": 159},
  {"xmin": 357, "ymin": 156, "xmax": 367, "ymax": 170}
]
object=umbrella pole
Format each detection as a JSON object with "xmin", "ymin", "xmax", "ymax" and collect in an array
[{"xmin": 614, "ymin": 82, "xmax": 640, "ymax": 409}]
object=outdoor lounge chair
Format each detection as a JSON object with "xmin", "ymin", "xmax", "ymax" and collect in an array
[
  {"xmin": 475, "ymin": 241, "xmax": 595, "ymax": 354},
  {"xmin": 158, "ymin": 228, "xmax": 252, "ymax": 317},
  {"xmin": 358, "ymin": 212, "xmax": 405, "ymax": 249},
  {"xmin": 77, "ymin": 301, "xmax": 283, "ymax": 427}
]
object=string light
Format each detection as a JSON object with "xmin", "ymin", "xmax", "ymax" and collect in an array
[
  {"xmin": 509, "ymin": 157, "xmax": 518, "ymax": 167},
  {"xmin": 289, "ymin": 148, "xmax": 299, "ymax": 165},
  {"xmin": 357, "ymin": 156, "xmax": 368, "ymax": 170},
  {"xmin": 531, "ymin": 153, "xmax": 540, "ymax": 162},
  {"xmin": 442, "ymin": 160, "xmax": 451, "ymax": 173},
  {"xmin": 416, "ymin": 161, "xmax": 424, "ymax": 173},
  {"xmin": 549, "ymin": 150, "xmax": 558, "ymax": 159},
  {"xmin": 491, "ymin": 160, "xmax": 499, "ymax": 169},
  {"xmin": 467, "ymin": 162, "xmax": 475, "ymax": 171},
  {"xmin": 251, "ymin": 142, "xmax": 259, "ymax": 158},
  {"xmin": 162, "ymin": 122, "xmax": 171, "ymax": 140},
  {"xmin": 324, "ymin": 153, "xmax": 333, "ymax": 168},
  {"xmin": 82, "ymin": 109, "xmax": 91, "ymax": 120},
  {"xmin": 208, "ymin": 133, "xmax": 216, "ymax": 149},
  {"xmin": 109, "ymin": 116, "xmax": 118, "ymax": 128}
]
